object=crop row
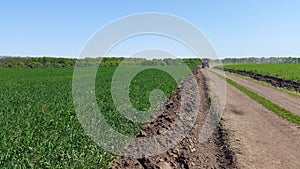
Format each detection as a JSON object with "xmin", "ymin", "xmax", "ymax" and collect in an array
[
  {"xmin": 0, "ymin": 65, "xmax": 190, "ymax": 168},
  {"xmin": 223, "ymin": 64, "xmax": 300, "ymax": 82}
]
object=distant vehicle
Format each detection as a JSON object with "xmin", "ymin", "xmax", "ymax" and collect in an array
[{"xmin": 202, "ymin": 58, "xmax": 209, "ymax": 68}]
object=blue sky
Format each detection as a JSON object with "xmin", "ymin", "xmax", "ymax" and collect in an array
[{"xmin": 1, "ymin": 0, "xmax": 300, "ymax": 58}]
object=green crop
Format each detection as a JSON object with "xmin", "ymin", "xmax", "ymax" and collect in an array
[
  {"xmin": 223, "ymin": 64, "xmax": 300, "ymax": 82},
  {"xmin": 0, "ymin": 65, "xmax": 190, "ymax": 168}
]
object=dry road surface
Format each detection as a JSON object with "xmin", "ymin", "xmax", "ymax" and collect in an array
[
  {"xmin": 213, "ymin": 68, "xmax": 300, "ymax": 116},
  {"xmin": 209, "ymin": 69, "xmax": 300, "ymax": 169}
]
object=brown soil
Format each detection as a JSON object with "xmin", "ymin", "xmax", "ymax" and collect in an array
[
  {"xmin": 222, "ymin": 68, "xmax": 300, "ymax": 92},
  {"xmin": 213, "ymin": 69, "xmax": 300, "ymax": 116},
  {"xmin": 209, "ymin": 69, "xmax": 300, "ymax": 168},
  {"xmin": 110, "ymin": 67, "xmax": 236, "ymax": 169}
]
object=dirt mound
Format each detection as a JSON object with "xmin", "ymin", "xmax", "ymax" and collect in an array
[
  {"xmin": 110, "ymin": 67, "xmax": 236, "ymax": 169},
  {"xmin": 222, "ymin": 68, "xmax": 300, "ymax": 92}
]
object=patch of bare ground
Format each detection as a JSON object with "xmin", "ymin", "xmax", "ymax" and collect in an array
[
  {"xmin": 213, "ymin": 69, "xmax": 300, "ymax": 116},
  {"xmin": 111, "ymin": 67, "xmax": 236, "ymax": 169},
  {"xmin": 209, "ymin": 70, "xmax": 300, "ymax": 169}
]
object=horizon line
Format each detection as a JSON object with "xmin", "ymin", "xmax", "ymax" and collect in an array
[{"xmin": 0, "ymin": 54, "xmax": 299, "ymax": 59}]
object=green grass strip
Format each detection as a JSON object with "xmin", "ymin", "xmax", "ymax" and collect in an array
[{"xmin": 211, "ymin": 71, "xmax": 300, "ymax": 125}]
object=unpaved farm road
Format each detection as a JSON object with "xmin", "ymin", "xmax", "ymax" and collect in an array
[
  {"xmin": 213, "ymin": 68, "xmax": 300, "ymax": 116},
  {"xmin": 209, "ymin": 69, "xmax": 300, "ymax": 169}
]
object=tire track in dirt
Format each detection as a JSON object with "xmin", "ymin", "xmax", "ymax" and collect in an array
[
  {"xmin": 208, "ymin": 70, "xmax": 300, "ymax": 169},
  {"xmin": 111, "ymin": 67, "xmax": 236, "ymax": 169},
  {"xmin": 213, "ymin": 69, "xmax": 300, "ymax": 116}
]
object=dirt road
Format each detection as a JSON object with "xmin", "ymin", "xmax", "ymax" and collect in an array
[
  {"xmin": 209, "ymin": 69, "xmax": 300, "ymax": 168},
  {"xmin": 213, "ymin": 69, "xmax": 300, "ymax": 116}
]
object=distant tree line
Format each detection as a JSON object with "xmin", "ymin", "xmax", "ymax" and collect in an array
[
  {"xmin": 219, "ymin": 57, "xmax": 300, "ymax": 65},
  {"xmin": 0, "ymin": 56, "xmax": 202, "ymax": 68},
  {"xmin": 0, "ymin": 57, "xmax": 77, "ymax": 68},
  {"xmin": 74, "ymin": 57, "xmax": 201, "ymax": 68}
]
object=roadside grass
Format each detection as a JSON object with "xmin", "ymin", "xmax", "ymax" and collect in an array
[{"xmin": 211, "ymin": 71, "xmax": 300, "ymax": 125}]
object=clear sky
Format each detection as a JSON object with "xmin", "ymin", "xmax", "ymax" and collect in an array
[{"xmin": 1, "ymin": 0, "xmax": 300, "ymax": 58}]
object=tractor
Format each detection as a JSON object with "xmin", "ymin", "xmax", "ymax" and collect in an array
[{"xmin": 202, "ymin": 58, "xmax": 209, "ymax": 68}]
